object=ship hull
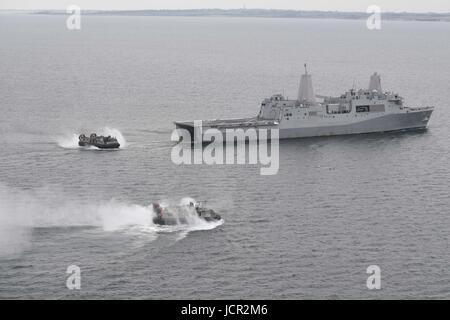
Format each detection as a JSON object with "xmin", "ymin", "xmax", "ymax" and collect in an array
[
  {"xmin": 278, "ymin": 109, "xmax": 433, "ymax": 139},
  {"xmin": 78, "ymin": 141, "xmax": 120, "ymax": 149},
  {"xmin": 175, "ymin": 109, "xmax": 433, "ymax": 141}
]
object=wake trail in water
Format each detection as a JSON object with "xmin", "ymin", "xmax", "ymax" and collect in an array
[
  {"xmin": 57, "ymin": 127, "xmax": 127, "ymax": 149},
  {"xmin": 0, "ymin": 186, "xmax": 223, "ymax": 256}
]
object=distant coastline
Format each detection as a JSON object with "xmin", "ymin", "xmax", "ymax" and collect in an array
[{"xmin": 4, "ymin": 9, "xmax": 450, "ymax": 22}]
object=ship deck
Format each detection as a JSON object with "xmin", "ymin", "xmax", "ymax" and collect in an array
[{"xmin": 175, "ymin": 117, "xmax": 278, "ymax": 129}]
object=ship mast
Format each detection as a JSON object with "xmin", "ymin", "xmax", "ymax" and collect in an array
[
  {"xmin": 297, "ymin": 63, "xmax": 316, "ymax": 104},
  {"xmin": 369, "ymin": 72, "xmax": 382, "ymax": 93}
]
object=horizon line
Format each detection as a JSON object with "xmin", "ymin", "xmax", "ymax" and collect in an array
[{"xmin": 1, "ymin": 8, "xmax": 450, "ymax": 15}]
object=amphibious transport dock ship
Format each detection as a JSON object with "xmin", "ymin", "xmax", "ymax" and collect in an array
[{"xmin": 174, "ymin": 66, "xmax": 434, "ymax": 140}]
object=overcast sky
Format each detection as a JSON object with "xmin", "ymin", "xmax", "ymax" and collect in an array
[{"xmin": 1, "ymin": 0, "xmax": 449, "ymax": 13}]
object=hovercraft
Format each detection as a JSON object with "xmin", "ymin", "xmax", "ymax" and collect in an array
[
  {"xmin": 152, "ymin": 202, "xmax": 221, "ymax": 226},
  {"xmin": 78, "ymin": 133, "xmax": 120, "ymax": 149}
]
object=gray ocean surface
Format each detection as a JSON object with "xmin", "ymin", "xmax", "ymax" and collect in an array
[{"xmin": 0, "ymin": 14, "xmax": 449, "ymax": 299}]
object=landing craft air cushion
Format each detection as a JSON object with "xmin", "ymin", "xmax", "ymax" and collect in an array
[
  {"xmin": 152, "ymin": 202, "xmax": 221, "ymax": 226},
  {"xmin": 78, "ymin": 133, "xmax": 120, "ymax": 149}
]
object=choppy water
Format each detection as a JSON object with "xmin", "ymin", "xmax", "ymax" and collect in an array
[{"xmin": 0, "ymin": 14, "xmax": 449, "ymax": 299}]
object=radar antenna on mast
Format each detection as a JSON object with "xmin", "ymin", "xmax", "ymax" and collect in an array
[{"xmin": 304, "ymin": 63, "xmax": 308, "ymax": 75}]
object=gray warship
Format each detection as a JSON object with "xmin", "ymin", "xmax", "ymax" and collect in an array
[{"xmin": 174, "ymin": 66, "xmax": 434, "ymax": 141}]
